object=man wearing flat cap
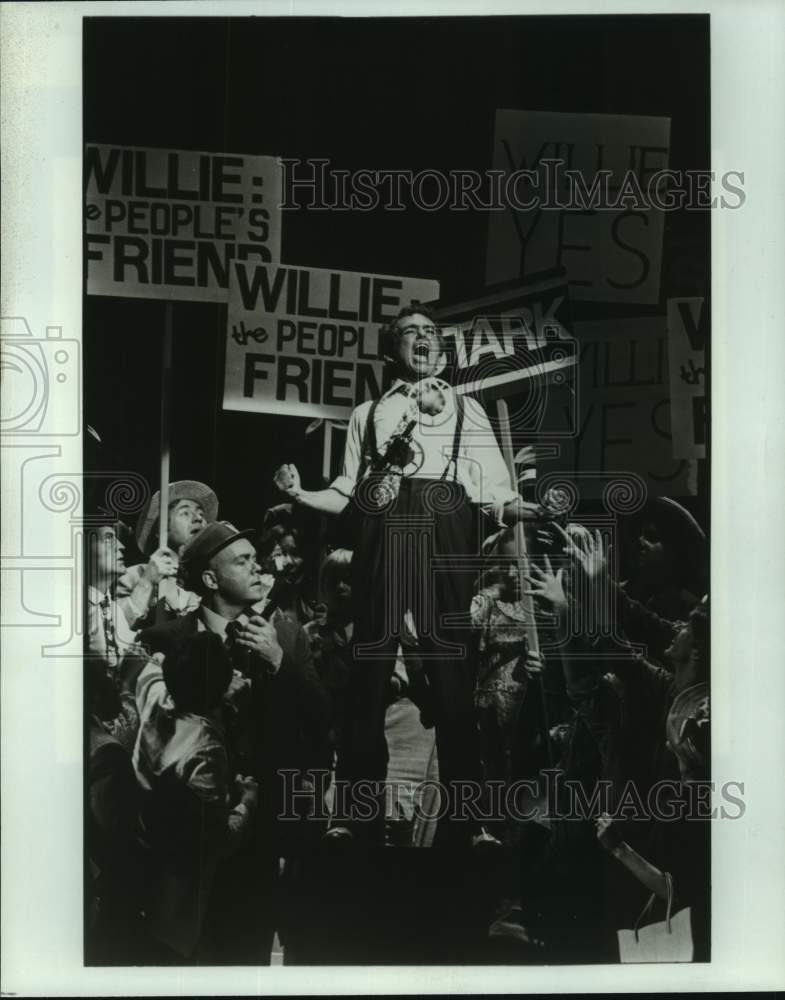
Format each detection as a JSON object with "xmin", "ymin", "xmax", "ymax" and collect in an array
[
  {"xmin": 139, "ymin": 523, "xmax": 331, "ymax": 805},
  {"xmin": 140, "ymin": 521, "xmax": 278, "ymax": 661}
]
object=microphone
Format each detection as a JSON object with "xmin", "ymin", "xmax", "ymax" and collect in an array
[
  {"xmin": 255, "ymin": 576, "xmax": 292, "ymax": 621},
  {"xmin": 226, "ymin": 578, "xmax": 292, "ymax": 680}
]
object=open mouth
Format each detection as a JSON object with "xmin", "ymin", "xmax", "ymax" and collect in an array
[{"xmin": 412, "ymin": 342, "xmax": 431, "ymax": 362}]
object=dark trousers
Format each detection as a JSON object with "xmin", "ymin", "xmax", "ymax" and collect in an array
[{"xmin": 337, "ymin": 478, "xmax": 482, "ymax": 843}]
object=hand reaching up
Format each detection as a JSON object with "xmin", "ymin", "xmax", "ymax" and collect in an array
[
  {"xmin": 555, "ymin": 524, "xmax": 611, "ymax": 584},
  {"xmin": 146, "ymin": 547, "xmax": 179, "ymax": 584},
  {"xmin": 523, "ymin": 555, "xmax": 568, "ymax": 617}
]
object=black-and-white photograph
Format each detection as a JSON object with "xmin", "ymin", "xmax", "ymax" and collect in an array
[
  {"xmin": 4, "ymin": 3, "xmax": 785, "ymax": 992},
  {"xmin": 81, "ymin": 13, "xmax": 713, "ymax": 967}
]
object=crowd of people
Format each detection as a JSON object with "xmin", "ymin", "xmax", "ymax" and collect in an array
[{"xmin": 85, "ymin": 306, "xmax": 710, "ymax": 966}]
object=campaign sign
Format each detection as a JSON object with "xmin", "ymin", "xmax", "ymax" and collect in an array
[
  {"xmin": 667, "ymin": 297, "xmax": 707, "ymax": 459},
  {"xmin": 223, "ymin": 261, "xmax": 439, "ymax": 420},
  {"xmin": 486, "ymin": 110, "xmax": 670, "ymax": 305},
  {"xmin": 85, "ymin": 144, "xmax": 282, "ymax": 301},
  {"xmin": 433, "ymin": 270, "xmax": 578, "ymax": 438},
  {"xmin": 539, "ymin": 317, "xmax": 694, "ymax": 498}
]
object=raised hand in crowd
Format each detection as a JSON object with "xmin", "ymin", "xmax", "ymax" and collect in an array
[
  {"xmin": 273, "ymin": 463, "xmax": 301, "ymax": 498},
  {"xmin": 554, "ymin": 525, "xmax": 615, "ymax": 639},
  {"xmin": 273, "ymin": 462, "xmax": 349, "ymax": 516},
  {"xmin": 145, "ymin": 547, "xmax": 179, "ymax": 584},
  {"xmin": 555, "ymin": 524, "xmax": 611, "ymax": 584},
  {"xmin": 115, "ymin": 546, "xmax": 182, "ymax": 629},
  {"xmin": 523, "ymin": 555, "xmax": 569, "ymax": 619}
]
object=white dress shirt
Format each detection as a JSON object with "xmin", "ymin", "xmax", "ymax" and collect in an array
[
  {"xmin": 87, "ymin": 584, "xmax": 141, "ymax": 661},
  {"xmin": 199, "ymin": 604, "xmax": 232, "ymax": 640},
  {"xmin": 330, "ymin": 379, "xmax": 518, "ymax": 525}
]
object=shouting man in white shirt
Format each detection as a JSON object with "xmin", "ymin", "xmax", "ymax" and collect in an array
[{"xmin": 274, "ymin": 305, "xmax": 547, "ymax": 847}]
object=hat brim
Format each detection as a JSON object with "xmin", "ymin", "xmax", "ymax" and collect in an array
[
  {"xmin": 197, "ymin": 527, "xmax": 257, "ymax": 567},
  {"xmin": 650, "ymin": 497, "xmax": 706, "ymax": 547},
  {"xmin": 632, "ymin": 497, "xmax": 707, "ymax": 593},
  {"xmin": 180, "ymin": 527, "xmax": 258, "ymax": 587},
  {"xmin": 136, "ymin": 480, "xmax": 219, "ymax": 553}
]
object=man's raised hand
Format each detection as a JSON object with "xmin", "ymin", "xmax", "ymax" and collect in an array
[
  {"xmin": 273, "ymin": 463, "xmax": 301, "ymax": 498},
  {"xmin": 146, "ymin": 547, "xmax": 178, "ymax": 585}
]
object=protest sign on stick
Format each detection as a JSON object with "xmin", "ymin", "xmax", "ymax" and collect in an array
[
  {"xmin": 223, "ymin": 261, "xmax": 439, "ymax": 420},
  {"xmin": 85, "ymin": 143, "xmax": 282, "ymax": 302}
]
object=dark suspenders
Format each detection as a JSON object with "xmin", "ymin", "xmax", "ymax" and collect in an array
[
  {"xmin": 356, "ymin": 390, "xmax": 465, "ymax": 486},
  {"xmin": 355, "ymin": 397, "xmax": 382, "ymax": 486},
  {"xmin": 441, "ymin": 392, "xmax": 464, "ymax": 483}
]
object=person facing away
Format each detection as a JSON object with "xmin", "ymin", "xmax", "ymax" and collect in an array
[{"xmin": 132, "ymin": 631, "xmax": 259, "ymax": 960}]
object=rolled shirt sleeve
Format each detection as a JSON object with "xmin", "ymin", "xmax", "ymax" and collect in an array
[{"xmin": 329, "ymin": 402, "xmax": 371, "ymax": 498}]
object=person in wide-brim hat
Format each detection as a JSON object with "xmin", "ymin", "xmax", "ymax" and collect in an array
[
  {"xmin": 622, "ymin": 496, "xmax": 707, "ymax": 624},
  {"xmin": 115, "ymin": 481, "xmax": 220, "ymax": 631},
  {"xmin": 136, "ymin": 480, "xmax": 219, "ymax": 558}
]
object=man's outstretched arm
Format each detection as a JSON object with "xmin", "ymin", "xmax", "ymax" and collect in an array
[
  {"xmin": 273, "ymin": 464, "xmax": 350, "ymax": 516},
  {"xmin": 273, "ymin": 407, "xmax": 364, "ymax": 516}
]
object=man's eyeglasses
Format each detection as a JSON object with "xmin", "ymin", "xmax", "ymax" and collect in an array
[{"xmin": 397, "ymin": 324, "xmax": 440, "ymax": 337}]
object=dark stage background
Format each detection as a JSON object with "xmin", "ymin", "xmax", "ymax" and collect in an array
[{"xmin": 83, "ymin": 15, "xmax": 710, "ymax": 548}]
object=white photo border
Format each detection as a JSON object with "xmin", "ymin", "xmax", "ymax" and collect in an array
[{"xmin": 2, "ymin": 0, "xmax": 784, "ymax": 994}]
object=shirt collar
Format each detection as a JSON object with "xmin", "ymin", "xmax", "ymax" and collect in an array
[
  {"xmin": 200, "ymin": 604, "xmax": 232, "ymax": 639},
  {"xmin": 382, "ymin": 377, "xmax": 412, "ymax": 400},
  {"xmin": 381, "ymin": 377, "xmax": 454, "ymax": 399},
  {"xmin": 87, "ymin": 585, "xmax": 107, "ymax": 606},
  {"xmin": 382, "ymin": 378, "xmax": 456, "ymax": 427}
]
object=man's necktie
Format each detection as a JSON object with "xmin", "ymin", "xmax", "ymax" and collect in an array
[
  {"xmin": 99, "ymin": 592, "xmax": 120, "ymax": 676},
  {"xmin": 225, "ymin": 619, "xmax": 253, "ymax": 676}
]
